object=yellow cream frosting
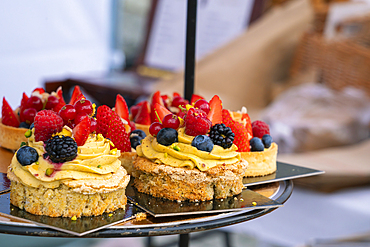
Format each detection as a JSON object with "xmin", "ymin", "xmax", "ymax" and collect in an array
[
  {"xmin": 10, "ymin": 128, "xmax": 121, "ymax": 189},
  {"xmin": 136, "ymin": 128, "xmax": 241, "ymax": 171}
]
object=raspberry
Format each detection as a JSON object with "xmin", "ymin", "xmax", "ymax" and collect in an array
[
  {"xmin": 96, "ymin": 105, "xmax": 114, "ymax": 137},
  {"xmin": 45, "ymin": 135, "xmax": 78, "ymax": 163},
  {"xmin": 34, "ymin": 110, "xmax": 64, "ymax": 142},
  {"xmin": 222, "ymin": 109, "xmax": 250, "ymax": 152},
  {"xmin": 251, "ymin": 120, "xmax": 270, "ymax": 138},
  {"xmin": 184, "ymin": 108, "xmax": 211, "ymax": 136},
  {"xmin": 106, "ymin": 112, "xmax": 131, "ymax": 152}
]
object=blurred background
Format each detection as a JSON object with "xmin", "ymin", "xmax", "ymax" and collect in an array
[{"xmin": 1, "ymin": 0, "xmax": 370, "ymax": 246}]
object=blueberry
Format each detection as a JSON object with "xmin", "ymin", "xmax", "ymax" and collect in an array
[
  {"xmin": 16, "ymin": 146, "xmax": 39, "ymax": 166},
  {"xmin": 29, "ymin": 122, "xmax": 34, "ymax": 129},
  {"xmin": 250, "ymin": 137, "xmax": 265, "ymax": 152},
  {"xmin": 262, "ymin": 134, "xmax": 272, "ymax": 148},
  {"xmin": 130, "ymin": 136, "xmax": 142, "ymax": 149},
  {"xmin": 156, "ymin": 128, "xmax": 178, "ymax": 146},
  {"xmin": 191, "ymin": 135, "xmax": 214, "ymax": 152},
  {"xmin": 19, "ymin": 122, "xmax": 30, "ymax": 129},
  {"xmin": 131, "ymin": 129, "xmax": 146, "ymax": 139}
]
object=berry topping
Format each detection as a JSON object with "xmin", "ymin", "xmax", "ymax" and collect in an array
[
  {"xmin": 251, "ymin": 120, "xmax": 270, "ymax": 138},
  {"xmin": 96, "ymin": 105, "xmax": 114, "ymax": 136},
  {"xmin": 250, "ymin": 137, "xmax": 265, "ymax": 152},
  {"xmin": 90, "ymin": 117, "xmax": 97, "ymax": 133},
  {"xmin": 22, "ymin": 108, "xmax": 37, "ymax": 124},
  {"xmin": 45, "ymin": 95, "xmax": 59, "ymax": 110},
  {"xmin": 222, "ymin": 109, "xmax": 250, "ymax": 152},
  {"xmin": 26, "ymin": 96, "xmax": 43, "ymax": 112},
  {"xmin": 130, "ymin": 136, "xmax": 142, "ymax": 150},
  {"xmin": 34, "ymin": 110, "xmax": 64, "ymax": 142},
  {"xmin": 16, "ymin": 146, "xmax": 39, "ymax": 166},
  {"xmin": 149, "ymin": 122, "xmax": 163, "ymax": 136},
  {"xmin": 184, "ymin": 108, "xmax": 211, "ymax": 136},
  {"xmin": 207, "ymin": 95, "xmax": 222, "ymax": 125},
  {"xmin": 45, "ymin": 135, "xmax": 78, "ymax": 163},
  {"xmin": 1, "ymin": 97, "xmax": 20, "ymax": 127},
  {"xmin": 190, "ymin": 94, "xmax": 205, "ymax": 105},
  {"xmin": 162, "ymin": 114, "xmax": 180, "ymax": 129},
  {"xmin": 156, "ymin": 128, "xmax": 178, "ymax": 146},
  {"xmin": 72, "ymin": 117, "xmax": 91, "ymax": 146},
  {"xmin": 209, "ymin": 123, "xmax": 235, "ymax": 149},
  {"xmin": 68, "ymin": 86, "xmax": 84, "ymax": 105},
  {"xmin": 19, "ymin": 92, "xmax": 29, "ymax": 117},
  {"xmin": 134, "ymin": 101, "xmax": 151, "ymax": 125},
  {"xmin": 130, "ymin": 129, "xmax": 147, "ymax": 139},
  {"xmin": 74, "ymin": 99, "xmax": 93, "ymax": 116},
  {"xmin": 74, "ymin": 112, "xmax": 89, "ymax": 125},
  {"xmin": 58, "ymin": 104, "xmax": 76, "ymax": 122},
  {"xmin": 191, "ymin": 135, "xmax": 214, "ymax": 152},
  {"xmin": 152, "ymin": 103, "xmax": 171, "ymax": 123},
  {"xmin": 194, "ymin": 99, "xmax": 210, "ymax": 115},
  {"xmin": 115, "ymin": 94, "xmax": 129, "ymax": 122},
  {"xmin": 106, "ymin": 112, "xmax": 131, "ymax": 152},
  {"xmin": 19, "ymin": 122, "xmax": 30, "ymax": 129},
  {"xmin": 262, "ymin": 134, "xmax": 272, "ymax": 148},
  {"xmin": 129, "ymin": 104, "xmax": 141, "ymax": 120},
  {"xmin": 171, "ymin": 96, "xmax": 189, "ymax": 108},
  {"xmin": 52, "ymin": 87, "xmax": 65, "ymax": 113},
  {"xmin": 32, "ymin": 88, "xmax": 45, "ymax": 94}
]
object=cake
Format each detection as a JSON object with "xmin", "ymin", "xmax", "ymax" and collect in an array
[
  {"xmin": 7, "ymin": 91, "xmax": 133, "ymax": 218},
  {"xmin": 132, "ymin": 101, "xmax": 248, "ymax": 202}
]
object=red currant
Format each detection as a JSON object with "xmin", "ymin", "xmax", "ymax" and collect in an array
[
  {"xmin": 74, "ymin": 99, "xmax": 93, "ymax": 116},
  {"xmin": 149, "ymin": 122, "xmax": 163, "ymax": 136},
  {"xmin": 44, "ymin": 95, "xmax": 59, "ymax": 110},
  {"xmin": 194, "ymin": 99, "xmax": 210, "ymax": 115},
  {"xmin": 162, "ymin": 114, "xmax": 180, "ymax": 129},
  {"xmin": 26, "ymin": 96, "xmax": 43, "ymax": 111},
  {"xmin": 22, "ymin": 108, "xmax": 37, "ymax": 124},
  {"xmin": 74, "ymin": 112, "xmax": 89, "ymax": 125},
  {"xmin": 90, "ymin": 117, "xmax": 97, "ymax": 132},
  {"xmin": 171, "ymin": 96, "xmax": 189, "ymax": 108},
  {"xmin": 59, "ymin": 104, "xmax": 76, "ymax": 122}
]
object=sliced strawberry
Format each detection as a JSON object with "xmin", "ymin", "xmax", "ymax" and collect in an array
[
  {"xmin": 106, "ymin": 112, "xmax": 131, "ymax": 152},
  {"xmin": 150, "ymin": 91, "xmax": 165, "ymax": 122},
  {"xmin": 242, "ymin": 113, "xmax": 253, "ymax": 140},
  {"xmin": 130, "ymin": 105, "xmax": 141, "ymax": 121},
  {"xmin": 134, "ymin": 101, "xmax": 151, "ymax": 125},
  {"xmin": 173, "ymin": 92, "xmax": 181, "ymax": 98},
  {"xmin": 161, "ymin": 94, "xmax": 169, "ymax": 109},
  {"xmin": 52, "ymin": 87, "xmax": 66, "ymax": 113},
  {"xmin": 222, "ymin": 109, "xmax": 250, "ymax": 152},
  {"xmin": 1, "ymin": 97, "xmax": 20, "ymax": 127},
  {"xmin": 207, "ymin": 95, "xmax": 223, "ymax": 125},
  {"xmin": 69, "ymin": 86, "xmax": 84, "ymax": 105},
  {"xmin": 19, "ymin": 92, "xmax": 29, "ymax": 122},
  {"xmin": 73, "ymin": 117, "xmax": 91, "ymax": 146},
  {"xmin": 32, "ymin": 88, "xmax": 45, "ymax": 94},
  {"xmin": 190, "ymin": 94, "xmax": 204, "ymax": 105},
  {"xmin": 152, "ymin": 103, "xmax": 171, "ymax": 123},
  {"xmin": 34, "ymin": 110, "xmax": 63, "ymax": 142},
  {"xmin": 115, "ymin": 94, "xmax": 129, "ymax": 122},
  {"xmin": 96, "ymin": 105, "xmax": 114, "ymax": 137}
]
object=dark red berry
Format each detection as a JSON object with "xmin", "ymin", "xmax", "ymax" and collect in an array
[
  {"xmin": 162, "ymin": 114, "xmax": 180, "ymax": 129},
  {"xmin": 149, "ymin": 122, "xmax": 163, "ymax": 136},
  {"xmin": 26, "ymin": 96, "xmax": 43, "ymax": 111},
  {"xmin": 194, "ymin": 99, "xmax": 210, "ymax": 115},
  {"xmin": 22, "ymin": 108, "xmax": 37, "ymax": 124},
  {"xmin": 74, "ymin": 112, "xmax": 89, "ymax": 125},
  {"xmin": 45, "ymin": 95, "xmax": 59, "ymax": 110},
  {"xmin": 74, "ymin": 99, "xmax": 93, "ymax": 116},
  {"xmin": 171, "ymin": 96, "xmax": 189, "ymax": 108},
  {"xmin": 58, "ymin": 104, "xmax": 76, "ymax": 122}
]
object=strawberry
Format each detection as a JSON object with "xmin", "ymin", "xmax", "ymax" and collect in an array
[
  {"xmin": 34, "ymin": 110, "xmax": 63, "ymax": 142},
  {"xmin": 130, "ymin": 105, "xmax": 141, "ymax": 120},
  {"xmin": 19, "ymin": 93, "xmax": 29, "ymax": 122},
  {"xmin": 207, "ymin": 95, "xmax": 222, "ymax": 125},
  {"xmin": 96, "ymin": 105, "xmax": 114, "ymax": 137},
  {"xmin": 115, "ymin": 94, "xmax": 129, "ymax": 122},
  {"xmin": 52, "ymin": 86, "xmax": 66, "ymax": 113},
  {"xmin": 73, "ymin": 117, "xmax": 91, "ymax": 146},
  {"xmin": 242, "ymin": 113, "xmax": 253, "ymax": 140},
  {"xmin": 32, "ymin": 88, "xmax": 45, "ymax": 94},
  {"xmin": 152, "ymin": 103, "xmax": 171, "ymax": 123},
  {"xmin": 69, "ymin": 86, "xmax": 84, "ymax": 105},
  {"xmin": 134, "ymin": 101, "xmax": 151, "ymax": 125},
  {"xmin": 106, "ymin": 112, "xmax": 131, "ymax": 152},
  {"xmin": 184, "ymin": 108, "xmax": 211, "ymax": 136},
  {"xmin": 190, "ymin": 94, "xmax": 204, "ymax": 105},
  {"xmin": 252, "ymin": 120, "xmax": 270, "ymax": 138},
  {"xmin": 150, "ymin": 91, "xmax": 165, "ymax": 122},
  {"xmin": 1, "ymin": 97, "xmax": 20, "ymax": 127},
  {"xmin": 222, "ymin": 109, "xmax": 250, "ymax": 152},
  {"xmin": 173, "ymin": 92, "xmax": 181, "ymax": 98},
  {"xmin": 129, "ymin": 121, "xmax": 136, "ymax": 131}
]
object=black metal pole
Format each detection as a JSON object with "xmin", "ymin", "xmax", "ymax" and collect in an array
[
  {"xmin": 184, "ymin": 0, "xmax": 197, "ymax": 101},
  {"xmin": 179, "ymin": 233, "xmax": 190, "ymax": 247}
]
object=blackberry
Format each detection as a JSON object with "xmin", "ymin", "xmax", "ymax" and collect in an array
[
  {"xmin": 209, "ymin": 123, "xmax": 235, "ymax": 149},
  {"xmin": 45, "ymin": 135, "xmax": 78, "ymax": 163}
]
